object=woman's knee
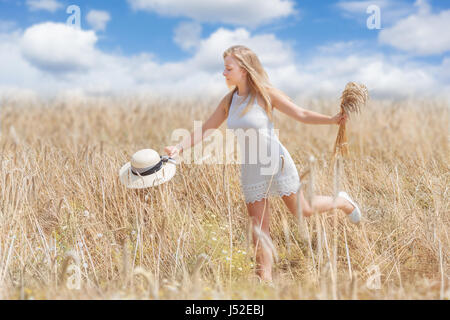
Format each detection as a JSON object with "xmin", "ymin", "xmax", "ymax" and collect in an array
[
  {"xmin": 282, "ymin": 192, "xmax": 312, "ymax": 217},
  {"xmin": 247, "ymin": 199, "xmax": 269, "ymax": 214},
  {"xmin": 247, "ymin": 200, "xmax": 270, "ymax": 230}
]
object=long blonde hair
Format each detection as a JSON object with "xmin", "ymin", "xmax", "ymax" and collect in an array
[{"xmin": 220, "ymin": 45, "xmax": 293, "ymax": 123}]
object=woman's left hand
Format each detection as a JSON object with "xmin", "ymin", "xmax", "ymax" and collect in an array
[{"xmin": 331, "ymin": 112, "xmax": 348, "ymax": 125}]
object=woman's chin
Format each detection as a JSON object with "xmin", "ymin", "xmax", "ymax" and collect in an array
[{"xmin": 225, "ymin": 81, "xmax": 235, "ymax": 89}]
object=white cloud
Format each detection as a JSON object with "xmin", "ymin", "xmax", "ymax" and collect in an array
[
  {"xmin": 294, "ymin": 52, "xmax": 438, "ymax": 100},
  {"xmin": 127, "ymin": 0, "xmax": 297, "ymax": 27},
  {"xmin": 414, "ymin": 0, "xmax": 432, "ymax": 15},
  {"xmin": 187, "ymin": 27, "xmax": 295, "ymax": 72},
  {"xmin": 379, "ymin": 1, "xmax": 450, "ymax": 55},
  {"xmin": 86, "ymin": 10, "xmax": 111, "ymax": 32},
  {"xmin": 26, "ymin": 0, "xmax": 63, "ymax": 12},
  {"xmin": 1, "ymin": 22, "xmax": 449, "ymax": 102},
  {"xmin": 20, "ymin": 22, "xmax": 98, "ymax": 73},
  {"xmin": 173, "ymin": 21, "xmax": 202, "ymax": 52},
  {"xmin": 0, "ymin": 31, "xmax": 42, "ymax": 91}
]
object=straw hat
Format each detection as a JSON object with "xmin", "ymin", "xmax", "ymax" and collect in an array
[{"xmin": 119, "ymin": 149, "xmax": 177, "ymax": 189}]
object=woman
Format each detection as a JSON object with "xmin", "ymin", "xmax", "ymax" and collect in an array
[{"xmin": 165, "ymin": 45, "xmax": 361, "ymax": 283}]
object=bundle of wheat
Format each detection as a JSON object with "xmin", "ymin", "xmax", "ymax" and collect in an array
[{"xmin": 333, "ymin": 82, "xmax": 369, "ymax": 157}]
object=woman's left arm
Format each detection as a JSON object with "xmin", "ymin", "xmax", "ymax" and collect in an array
[{"xmin": 269, "ymin": 88, "xmax": 347, "ymax": 125}]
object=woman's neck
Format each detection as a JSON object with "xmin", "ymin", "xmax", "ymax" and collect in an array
[{"xmin": 236, "ymin": 82, "xmax": 250, "ymax": 97}]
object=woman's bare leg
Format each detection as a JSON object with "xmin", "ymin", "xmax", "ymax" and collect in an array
[
  {"xmin": 282, "ymin": 189, "xmax": 355, "ymax": 217},
  {"xmin": 246, "ymin": 197, "xmax": 273, "ymax": 282}
]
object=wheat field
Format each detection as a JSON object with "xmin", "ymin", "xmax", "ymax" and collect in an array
[{"xmin": 0, "ymin": 96, "xmax": 448, "ymax": 300}]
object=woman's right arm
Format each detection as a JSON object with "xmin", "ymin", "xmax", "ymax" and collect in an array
[{"xmin": 165, "ymin": 96, "xmax": 229, "ymax": 157}]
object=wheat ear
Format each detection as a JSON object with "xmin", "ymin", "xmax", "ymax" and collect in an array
[{"xmin": 333, "ymin": 82, "xmax": 369, "ymax": 158}]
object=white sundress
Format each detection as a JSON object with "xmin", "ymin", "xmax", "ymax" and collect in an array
[{"xmin": 226, "ymin": 91, "xmax": 301, "ymax": 204}]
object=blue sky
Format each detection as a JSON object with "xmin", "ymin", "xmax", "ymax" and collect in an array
[{"xmin": 0, "ymin": 0, "xmax": 450, "ymax": 100}]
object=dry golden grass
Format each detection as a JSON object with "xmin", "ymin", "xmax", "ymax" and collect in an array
[{"xmin": 0, "ymin": 96, "xmax": 448, "ymax": 300}]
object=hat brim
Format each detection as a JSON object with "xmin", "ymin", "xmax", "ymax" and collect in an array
[{"xmin": 119, "ymin": 162, "xmax": 176, "ymax": 189}]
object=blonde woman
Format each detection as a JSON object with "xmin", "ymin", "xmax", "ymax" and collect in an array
[{"xmin": 165, "ymin": 45, "xmax": 361, "ymax": 283}]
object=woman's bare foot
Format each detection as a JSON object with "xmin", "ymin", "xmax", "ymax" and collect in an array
[{"xmin": 337, "ymin": 196, "xmax": 356, "ymax": 215}]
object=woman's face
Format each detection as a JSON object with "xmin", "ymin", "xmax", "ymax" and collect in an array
[{"xmin": 223, "ymin": 55, "xmax": 247, "ymax": 87}]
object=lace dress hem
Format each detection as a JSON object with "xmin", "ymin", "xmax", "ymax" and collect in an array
[{"xmin": 242, "ymin": 175, "xmax": 301, "ymax": 204}]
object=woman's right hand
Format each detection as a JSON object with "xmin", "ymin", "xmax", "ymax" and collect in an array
[
  {"xmin": 331, "ymin": 112, "xmax": 348, "ymax": 126},
  {"xmin": 164, "ymin": 145, "xmax": 181, "ymax": 158}
]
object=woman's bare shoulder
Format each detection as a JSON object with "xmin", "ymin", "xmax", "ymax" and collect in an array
[
  {"xmin": 266, "ymin": 86, "xmax": 285, "ymax": 99},
  {"xmin": 266, "ymin": 87, "xmax": 293, "ymax": 108}
]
